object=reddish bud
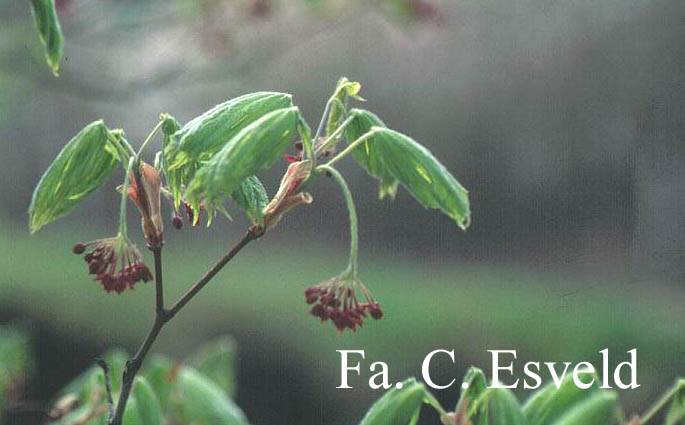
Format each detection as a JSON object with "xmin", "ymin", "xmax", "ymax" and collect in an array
[
  {"xmin": 172, "ymin": 215, "xmax": 183, "ymax": 230},
  {"xmin": 72, "ymin": 243, "xmax": 86, "ymax": 255}
]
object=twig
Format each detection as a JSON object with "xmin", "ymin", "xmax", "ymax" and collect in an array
[
  {"xmin": 108, "ymin": 228, "xmax": 261, "ymax": 425},
  {"xmin": 95, "ymin": 359, "xmax": 114, "ymax": 423},
  {"xmin": 166, "ymin": 228, "xmax": 260, "ymax": 319},
  {"xmin": 152, "ymin": 247, "xmax": 164, "ymax": 315}
]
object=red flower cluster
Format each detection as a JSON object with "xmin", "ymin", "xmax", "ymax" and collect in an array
[
  {"xmin": 305, "ymin": 276, "xmax": 383, "ymax": 332},
  {"xmin": 73, "ymin": 237, "xmax": 152, "ymax": 293}
]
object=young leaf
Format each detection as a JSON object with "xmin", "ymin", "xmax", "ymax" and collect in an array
[
  {"xmin": 170, "ymin": 367, "xmax": 248, "ymax": 425},
  {"xmin": 170, "ymin": 92, "xmax": 294, "ymax": 169},
  {"xmin": 365, "ymin": 126, "xmax": 470, "ymax": 230},
  {"xmin": 185, "ymin": 106, "xmax": 301, "ymax": 208},
  {"xmin": 358, "ymin": 378, "xmax": 431, "ymax": 425},
  {"xmin": 159, "ymin": 114, "xmax": 186, "ymax": 208},
  {"xmin": 454, "ymin": 367, "xmax": 488, "ymax": 418},
  {"xmin": 523, "ymin": 371, "xmax": 599, "ymax": 425},
  {"xmin": 29, "ymin": 0, "xmax": 64, "ymax": 76},
  {"xmin": 29, "ymin": 120, "xmax": 121, "ymax": 233},
  {"xmin": 186, "ymin": 336, "xmax": 238, "ymax": 398},
  {"xmin": 345, "ymin": 109, "xmax": 399, "ymax": 200},
  {"xmin": 231, "ymin": 176, "xmax": 268, "ymax": 226},
  {"xmin": 326, "ymin": 77, "xmax": 363, "ymax": 140},
  {"xmin": 142, "ymin": 354, "xmax": 175, "ymax": 411},
  {"xmin": 125, "ymin": 377, "xmax": 162, "ymax": 425},
  {"xmin": 665, "ymin": 380, "xmax": 685, "ymax": 425},
  {"xmin": 549, "ymin": 392, "xmax": 619, "ymax": 425},
  {"xmin": 486, "ymin": 389, "xmax": 527, "ymax": 425}
]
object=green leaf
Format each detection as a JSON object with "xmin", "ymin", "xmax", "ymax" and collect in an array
[
  {"xmin": 29, "ymin": 0, "xmax": 64, "ymax": 76},
  {"xmin": 170, "ymin": 92, "xmax": 294, "ymax": 169},
  {"xmin": 523, "ymin": 371, "xmax": 599, "ymax": 425},
  {"xmin": 186, "ymin": 336, "xmax": 238, "ymax": 399},
  {"xmin": 142, "ymin": 354, "xmax": 175, "ymax": 411},
  {"xmin": 358, "ymin": 378, "xmax": 430, "ymax": 425},
  {"xmin": 665, "ymin": 380, "xmax": 685, "ymax": 425},
  {"xmin": 365, "ymin": 126, "xmax": 470, "ymax": 229},
  {"xmin": 125, "ymin": 377, "xmax": 162, "ymax": 425},
  {"xmin": 185, "ymin": 106, "xmax": 301, "ymax": 209},
  {"xmin": 231, "ymin": 176, "xmax": 268, "ymax": 226},
  {"xmin": 455, "ymin": 367, "xmax": 488, "ymax": 416},
  {"xmin": 29, "ymin": 120, "xmax": 121, "ymax": 233},
  {"xmin": 346, "ymin": 108, "xmax": 399, "ymax": 200},
  {"xmin": 0, "ymin": 326, "xmax": 33, "ymax": 408},
  {"xmin": 170, "ymin": 367, "xmax": 249, "ymax": 425},
  {"xmin": 486, "ymin": 388, "xmax": 528, "ymax": 425},
  {"xmin": 549, "ymin": 392, "xmax": 619, "ymax": 425}
]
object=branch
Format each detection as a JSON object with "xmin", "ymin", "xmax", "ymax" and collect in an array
[
  {"xmin": 152, "ymin": 247, "xmax": 164, "ymax": 315},
  {"xmin": 166, "ymin": 228, "xmax": 260, "ymax": 319},
  {"xmin": 108, "ymin": 228, "xmax": 261, "ymax": 425},
  {"xmin": 95, "ymin": 359, "xmax": 114, "ymax": 423}
]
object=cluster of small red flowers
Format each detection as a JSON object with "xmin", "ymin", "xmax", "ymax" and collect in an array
[
  {"xmin": 305, "ymin": 282, "xmax": 383, "ymax": 332},
  {"xmin": 73, "ymin": 239, "xmax": 152, "ymax": 294}
]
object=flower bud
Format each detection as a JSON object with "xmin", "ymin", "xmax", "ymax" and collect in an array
[{"xmin": 127, "ymin": 162, "xmax": 164, "ymax": 247}]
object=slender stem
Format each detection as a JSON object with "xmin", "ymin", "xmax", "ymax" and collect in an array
[
  {"xmin": 312, "ymin": 96, "xmax": 334, "ymax": 150},
  {"xmin": 137, "ymin": 120, "xmax": 164, "ymax": 158},
  {"xmin": 95, "ymin": 359, "xmax": 114, "ymax": 423},
  {"xmin": 167, "ymin": 229, "xmax": 260, "ymax": 319},
  {"xmin": 118, "ymin": 158, "xmax": 135, "ymax": 239},
  {"xmin": 109, "ymin": 229, "xmax": 261, "ymax": 425},
  {"xmin": 641, "ymin": 379, "xmax": 685, "ymax": 424},
  {"xmin": 314, "ymin": 115, "xmax": 354, "ymax": 155},
  {"xmin": 316, "ymin": 165, "xmax": 358, "ymax": 275},
  {"xmin": 324, "ymin": 129, "xmax": 378, "ymax": 168}
]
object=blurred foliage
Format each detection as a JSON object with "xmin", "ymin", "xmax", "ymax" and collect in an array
[
  {"xmin": 0, "ymin": 325, "xmax": 34, "ymax": 409},
  {"xmin": 49, "ymin": 337, "xmax": 245, "ymax": 425},
  {"xmin": 1, "ymin": 225, "xmax": 685, "ymax": 423}
]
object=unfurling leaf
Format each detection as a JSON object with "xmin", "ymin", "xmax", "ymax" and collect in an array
[
  {"xmin": 230, "ymin": 176, "xmax": 268, "ymax": 226},
  {"xmin": 365, "ymin": 126, "xmax": 470, "ymax": 230},
  {"xmin": 29, "ymin": 0, "xmax": 64, "ymax": 76},
  {"xmin": 186, "ymin": 336, "xmax": 238, "ymax": 398},
  {"xmin": 185, "ymin": 106, "xmax": 301, "ymax": 212},
  {"xmin": 549, "ymin": 392, "xmax": 619, "ymax": 425},
  {"xmin": 326, "ymin": 77, "xmax": 363, "ymax": 140},
  {"xmin": 523, "ymin": 370, "xmax": 599, "ymax": 425},
  {"xmin": 453, "ymin": 367, "xmax": 488, "ymax": 422},
  {"xmin": 262, "ymin": 160, "xmax": 313, "ymax": 232},
  {"xmin": 29, "ymin": 120, "xmax": 122, "ymax": 233},
  {"xmin": 359, "ymin": 378, "xmax": 432, "ymax": 425},
  {"xmin": 345, "ymin": 109, "xmax": 398, "ymax": 200},
  {"xmin": 170, "ymin": 367, "xmax": 248, "ymax": 425},
  {"xmin": 170, "ymin": 92, "xmax": 294, "ymax": 169}
]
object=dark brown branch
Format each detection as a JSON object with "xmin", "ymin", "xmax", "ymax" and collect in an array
[
  {"xmin": 108, "ymin": 228, "xmax": 261, "ymax": 425},
  {"xmin": 166, "ymin": 228, "xmax": 260, "ymax": 319},
  {"xmin": 152, "ymin": 247, "xmax": 164, "ymax": 315}
]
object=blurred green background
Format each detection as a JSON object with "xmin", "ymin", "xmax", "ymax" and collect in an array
[{"xmin": 1, "ymin": 0, "xmax": 684, "ymax": 424}]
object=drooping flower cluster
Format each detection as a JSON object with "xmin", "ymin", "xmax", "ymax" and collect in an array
[
  {"xmin": 72, "ymin": 236, "xmax": 152, "ymax": 293},
  {"xmin": 305, "ymin": 274, "xmax": 383, "ymax": 332}
]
